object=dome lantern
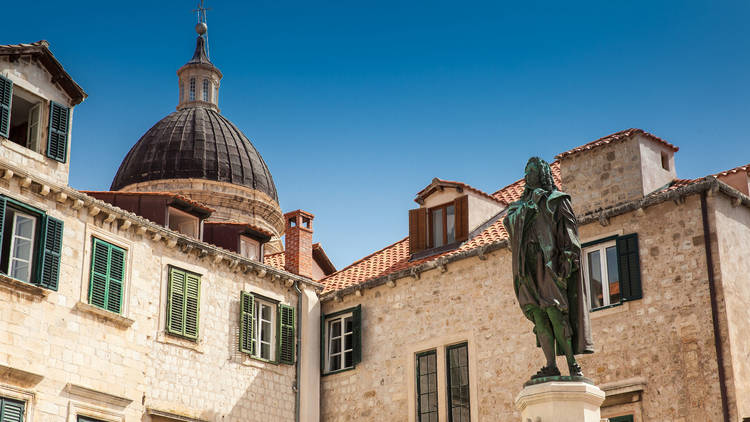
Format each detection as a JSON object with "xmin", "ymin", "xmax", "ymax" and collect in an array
[{"xmin": 177, "ymin": 26, "xmax": 222, "ymax": 112}]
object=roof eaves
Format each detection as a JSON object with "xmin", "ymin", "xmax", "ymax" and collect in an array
[{"xmin": 554, "ymin": 129, "xmax": 679, "ymax": 160}]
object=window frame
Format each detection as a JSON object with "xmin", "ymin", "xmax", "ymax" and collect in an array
[
  {"xmin": 239, "ymin": 235, "xmax": 260, "ymax": 261},
  {"xmin": 445, "ymin": 343, "xmax": 471, "ymax": 422},
  {"xmin": 167, "ymin": 207, "xmax": 200, "ymax": 239},
  {"xmin": 189, "ymin": 77, "xmax": 196, "ymax": 101},
  {"xmin": 325, "ymin": 311, "xmax": 354, "ymax": 373},
  {"xmin": 4, "ymin": 83, "xmax": 45, "ymax": 155},
  {"xmin": 582, "ymin": 238, "xmax": 619, "ymax": 310},
  {"xmin": 582, "ymin": 233, "xmax": 643, "ymax": 312},
  {"xmin": 321, "ymin": 305, "xmax": 362, "ymax": 375},
  {"xmin": 252, "ymin": 295, "xmax": 277, "ymax": 362},
  {"xmin": 0, "ymin": 395, "xmax": 26, "ymax": 422},
  {"xmin": 428, "ymin": 202, "xmax": 456, "ymax": 248},
  {"xmin": 8, "ymin": 210, "xmax": 37, "ymax": 283},
  {"xmin": 416, "ymin": 349, "xmax": 439, "ymax": 422},
  {"xmin": 202, "ymin": 79, "xmax": 210, "ymax": 102}
]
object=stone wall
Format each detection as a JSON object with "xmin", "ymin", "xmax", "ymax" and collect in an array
[
  {"xmin": 559, "ymin": 137, "xmax": 643, "ymax": 216},
  {"xmin": 713, "ymin": 194, "xmax": 750, "ymax": 420},
  {"xmin": 320, "ymin": 195, "xmax": 726, "ymax": 421},
  {"xmin": 0, "ymin": 173, "xmax": 310, "ymax": 421}
]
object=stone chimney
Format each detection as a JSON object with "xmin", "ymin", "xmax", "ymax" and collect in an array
[{"xmin": 284, "ymin": 210, "xmax": 314, "ymax": 278}]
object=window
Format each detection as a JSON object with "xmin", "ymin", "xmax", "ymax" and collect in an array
[
  {"xmin": 1, "ymin": 79, "xmax": 42, "ymax": 153},
  {"xmin": 582, "ymin": 234, "xmax": 642, "ymax": 310},
  {"xmin": 239, "ymin": 291, "xmax": 296, "ymax": 364},
  {"xmin": 166, "ymin": 267, "xmax": 201, "ymax": 340},
  {"xmin": 322, "ymin": 305, "xmax": 362, "ymax": 374},
  {"xmin": 608, "ymin": 416, "xmax": 634, "ymax": 422},
  {"xmin": 179, "ymin": 83, "xmax": 184, "ymax": 102},
  {"xmin": 661, "ymin": 152, "xmax": 670, "ymax": 171},
  {"xmin": 202, "ymin": 79, "xmax": 210, "ymax": 101},
  {"xmin": 240, "ymin": 235, "xmax": 260, "ymax": 261},
  {"xmin": 89, "ymin": 238, "xmax": 126, "ymax": 314},
  {"xmin": 167, "ymin": 207, "xmax": 200, "ymax": 239},
  {"xmin": 416, "ymin": 350, "xmax": 439, "ymax": 422},
  {"xmin": 78, "ymin": 416, "xmax": 106, "ymax": 422},
  {"xmin": 0, "ymin": 396, "xmax": 25, "ymax": 422},
  {"xmin": 0, "ymin": 195, "xmax": 63, "ymax": 290},
  {"xmin": 446, "ymin": 343, "xmax": 470, "ymax": 422},
  {"xmin": 189, "ymin": 78, "xmax": 196, "ymax": 101},
  {"xmin": 409, "ymin": 196, "xmax": 468, "ymax": 256},
  {"xmin": 430, "ymin": 203, "xmax": 455, "ymax": 248}
]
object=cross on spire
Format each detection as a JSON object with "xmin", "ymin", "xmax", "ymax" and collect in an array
[{"xmin": 193, "ymin": 0, "xmax": 210, "ymax": 25}]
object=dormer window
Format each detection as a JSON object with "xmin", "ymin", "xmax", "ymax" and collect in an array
[
  {"xmin": 240, "ymin": 235, "xmax": 260, "ymax": 261},
  {"xmin": 168, "ymin": 207, "xmax": 200, "ymax": 239},
  {"xmin": 430, "ymin": 203, "xmax": 455, "ymax": 248},
  {"xmin": 409, "ymin": 196, "xmax": 468, "ymax": 256}
]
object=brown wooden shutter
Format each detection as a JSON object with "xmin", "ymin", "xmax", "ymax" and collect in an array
[
  {"xmin": 454, "ymin": 195, "xmax": 469, "ymax": 242},
  {"xmin": 409, "ymin": 208, "xmax": 428, "ymax": 255}
]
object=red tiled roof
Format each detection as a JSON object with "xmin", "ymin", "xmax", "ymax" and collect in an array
[
  {"xmin": 416, "ymin": 178, "xmax": 506, "ymax": 205},
  {"xmin": 554, "ymin": 129, "xmax": 678, "ymax": 160},
  {"xmin": 81, "ymin": 190, "xmax": 215, "ymax": 214},
  {"xmin": 264, "ymin": 252, "xmax": 285, "ymax": 271},
  {"xmin": 715, "ymin": 163, "xmax": 749, "ymax": 178}
]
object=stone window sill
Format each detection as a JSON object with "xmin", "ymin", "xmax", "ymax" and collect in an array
[
  {"xmin": 590, "ymin": 301, "xmax": 630, "ymax": 319},
  {"xmin": 0, "ymin": 273, "xmax": 50, "ymax": 297},
  {"xmin": 156, "ymin": 332, "xmax": 204, "ymax": 354},
  {"xmin": 74, "ymin": 301, "xmax": 134, "ymax": 329},
  {"xmin": 239, "ymin": 355, "xmax": 289, "ymax": 375}
]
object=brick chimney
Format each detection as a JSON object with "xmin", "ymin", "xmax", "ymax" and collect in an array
[{"xmin": 284, "ymin": 210, "xmax": 314, "ymax": 278}]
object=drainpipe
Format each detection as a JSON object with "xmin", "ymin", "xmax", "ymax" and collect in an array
[
  {"xmin": 700, "ymin": 191, "xmax": 731, "ymax": 421},
  {"xmin": 293, "ymin": 280, "xmax": 303, "ymax": 422}
]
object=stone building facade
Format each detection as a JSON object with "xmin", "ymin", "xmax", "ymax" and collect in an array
[
  {"xmin": 318, "ymin": 130, "xmax": 750, "ymax": 422},
  {"xmin": 2, "ymin": 26, "xmax": 750, "ymax": 422}
]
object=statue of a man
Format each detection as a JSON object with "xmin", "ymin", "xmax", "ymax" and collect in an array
[{"xmin": 503, "ymin": 157, "xmax": 594, "ymax": 380}]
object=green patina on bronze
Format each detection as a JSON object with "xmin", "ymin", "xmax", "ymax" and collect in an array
[{"xmin": 503, "ymin": 157, "xmax": 594, "ymax": 381}]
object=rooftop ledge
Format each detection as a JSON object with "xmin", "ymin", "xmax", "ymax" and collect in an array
[{"xmin": 0, "ymin": 161, "xmax": 323, "ymax": 292}]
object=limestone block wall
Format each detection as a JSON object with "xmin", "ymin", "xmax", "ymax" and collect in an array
[
  {"xmin": 0, "ymin": 174, "xmax": 307, "ymax": 421},
  {"xmin": 713, "ymin": 195, "xmax": 750, "ymax": 420},
  {"xmin": 559, "ymin": 138, "xmax": 644, "ymax": 216},
  {"xmin": 320, "ymin": 196, "xmax": 725, "ymax": 421}
]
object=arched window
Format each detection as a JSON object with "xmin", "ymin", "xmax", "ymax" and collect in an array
[
  {"xmin": 189, "ymin": 78, "xmax": 196, "ymax": 101},
  {"xmin": 180, "ymin": 83, "xmax": 184, "ymax": 102},
  {"xmin": 203, "ymin": 79, "xmax": 210, "ymax": 102}
]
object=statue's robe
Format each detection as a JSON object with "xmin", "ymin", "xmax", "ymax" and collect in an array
[{"xmin": 504, "ymin": 188, "xmax": 594, "ymax": 356}]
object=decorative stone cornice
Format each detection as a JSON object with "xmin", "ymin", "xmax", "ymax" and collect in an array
[
  {"xmin": 0, "ymin": 161, "xmax": 323, "ymax": 291},
  {"xmin": 64, "ymin": 383, "xmax": 133, "ymax": 408}
]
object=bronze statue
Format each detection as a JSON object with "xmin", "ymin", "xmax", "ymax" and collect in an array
[{"xmin": 503, "ymin": 157, "xmax": 594, "ymax": 380}]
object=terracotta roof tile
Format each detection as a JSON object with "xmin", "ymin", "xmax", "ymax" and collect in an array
[
  {"xmin": 554, "ymin": 129, "xmax": 678, "ymax": 160},
  {"xmin": 715, "ymin": 163, "xmax": 750, "ymax": 177},
  {"xmin": 264, "ymin": 252, "xmax": 285, "ymax": 271}
]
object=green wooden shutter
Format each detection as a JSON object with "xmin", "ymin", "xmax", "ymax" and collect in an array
[
  {"xmin": 0, "ymin": 397, "xmax": 26, "ymax": 422},
  {"xmin": 352, "ymin": 304, "xmax": 362, "ymax": 365},
  {"xmin": 617, "ymin": 233, "xmax": 642, "ymax": 301},
  {"xmin": 0, "ymin": 198, "xmax": 6, "ymax": 262},
  {"xmin": 38, "ymin": 216, "xmax": 63, "ymax": 290},
  {"xmin": 320, "ymin": 314, "xmax": 326, "ymax": 373},
  {"xmin": 183, "ymin": 272, "xmax": 201, "ymax": 339},
  {"xmin": 47, "ymin": 101, "xmax": 69, "ymax": 162},
  {"xmin": 89, "ymin": 239, "xmax": 110, "ymax": 309},
  {"xmin": 608, "ymin": 416, "xmax": 634, "ymax": 422},
  {"xmin": 107, "ymin": 245, "xmax": 126, "ymax": 313},
  {"xmin": 0, "ymin": 76, "xmax": 12, "ymax": 139},
  {"xmin": 167, "ymin": 268, "xmax": 186, "ymax": 336},
  {"xmin": 89, "ymin": 238, "xmax": 126, "ymax": 313},
  {"xmin": 239, "ymin": 291, "xmax": 255, "ymax": 354},
  {"xmin": 278, "ymin": 304, "xmax": 296, "ymax": 365}
]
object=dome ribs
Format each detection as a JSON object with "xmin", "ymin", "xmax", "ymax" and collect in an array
[{"xmin": 110, "ymin": 108, "xmax": 278, "ymax": 201}]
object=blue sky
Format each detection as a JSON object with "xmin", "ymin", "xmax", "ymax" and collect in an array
[{"xmin": 4, "ymin": 1, "xmax": 749, "ymax": 269}]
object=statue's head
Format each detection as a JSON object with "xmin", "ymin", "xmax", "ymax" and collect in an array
[{"xmin": 523, "ymin": 157, "xmax": 557, "ymax": 197}]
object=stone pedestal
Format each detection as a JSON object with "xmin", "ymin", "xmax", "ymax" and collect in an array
[{"xmin": 515, "ymin": 381, "xmax": 605, "ymax": 422}]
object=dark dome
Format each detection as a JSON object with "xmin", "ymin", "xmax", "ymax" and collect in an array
[{"xmin": 111, "ymin": 107, "xmax": 278, "ymax": 201}]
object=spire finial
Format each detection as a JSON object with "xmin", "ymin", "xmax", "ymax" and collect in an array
[{"xmin": 193, "ymin": 0, "xmax": 211, "ymax": 56}]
